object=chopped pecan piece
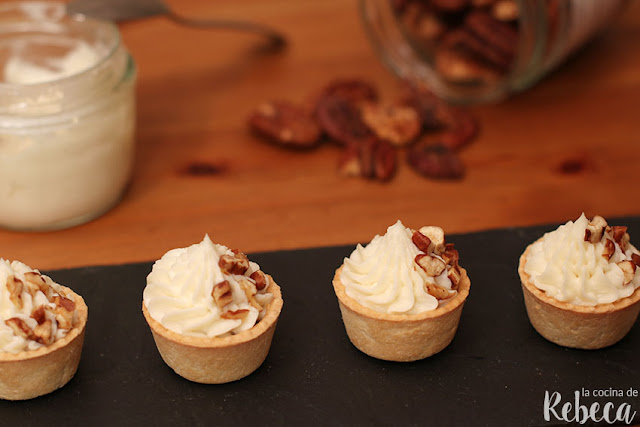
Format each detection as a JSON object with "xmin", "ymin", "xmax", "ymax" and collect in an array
[
  {"xmin": 585, "ymin": 215, "xmax": 607, "ymax": 243},
  {"xmin": 442, "ymin": 245, "xmax": 460, "ymax": 266},
  {"xmin": 360, "ymin": 102, "xmax": 422, "ymax": 147},
  {"xmin": 610, "ymin": 226, "xmax": 630, "ymax": 251},
  {"xmin": 249, "ymin": 270, "xmax": 268, "ymax": 291},
  {"xmin": 24, "ymin": 271, "xmax": 49, "ymax": 294},
  {"xmin": 415, "ymin": 253, "xmax": 446, "ymax": 276},
  {"xmin": 602, "ymin": 239, "xmax": 615, "ymax": 261},
  {"xmin": 31, "ymin": 306, "xmax": 47, "ymax": 325},
  {"xmin": 419, "ymin": 226, "xmax": 446, "ymax": 255},
  {"xmin": 631, "ymin": 253, "xmax": 640, "ymax": 267},
  {"xmin": 6, "ymin": 275, "xmax": 24, "ymax": 309},
  {"xmin": 212, "ymin": 280, "xmax": 233, "ymax": 310},
  {"xmin": 52, "ymin": 295, "xmax": 76, "ymax": 312},
  {"xmin": 248, "ymin": 101, "xmax": 321, "ymax": 148},
  {"xmin": 32, "ymin": 319, "xmax": 54, "ymax": 345},
  {"xmin": 426, "ymin": 282, "xmax": 452, "ymax": 300},
  {"xmin": 412, "ymin": 230, "xmax": 432, "ymax": 253},
  {"xmin": 617, "ymin": 261, "xmax": 636, "ymax": 286},
  {"xmin": 221, "ymin": 309, "xmax": 250, "ymax": 320},
  {"xmin": 5, "ymin": 317, "xmax": 31, "ymax": 339},
  {"xmin": 219, "ymin": 251, "xmax": 250, "ymax": 275},
  {"xmin": 448, "ymin": 265, "xmax": 462, "ymax": 290}
]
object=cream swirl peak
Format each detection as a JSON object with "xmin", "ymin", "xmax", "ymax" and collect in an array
[
  {"xmin": 0, "ymin": 259, "xmax": 77, "ymax": 354},
  {"xmin": 340, "ymin": 221, "xmax": 462, "ymax": 314},
  {"xmin": 143, "ymin": 235, "xmax": 273, "ymax": 338},
  {"xmin": 524, "ymin": 214, "xmax": 640, "ymax": 306}
]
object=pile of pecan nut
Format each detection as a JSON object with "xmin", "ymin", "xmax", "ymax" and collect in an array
[
  {"xmin": 5, "ymin": 271, "xmax": 76, "ymax": 346},
  {"xmin": 213, "ymin": 250, "xmax": 269, "ymax": 322},
  {"xmin": 585, "ymin": 216, "xmax": 640, "ymax": 286},
  {"xmin": 411, "ymin": 225, "xmax": 462, "ymax": 299},
  {"xmin": 248, "ymin": 78, "xmax": 479, "ymax": 181},
  {"xmin": 394, "ymin": 0, "xmax": 521, "ymax": 86}
]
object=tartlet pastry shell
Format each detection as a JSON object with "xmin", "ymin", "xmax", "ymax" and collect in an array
[
  {"xmin": 0, "ymin": 286, "xmax": 88, "ymax": 400},
  {"xmin": 519, "ymin": 241, "xmax": 640, "ymax": 349},
  {"xmin": 333, "ymin": 266, "xmax": 470, "ymax": 362},
  {"xmin": 142, "ymin": 276, "xmax": 283, "ymax": 384}
]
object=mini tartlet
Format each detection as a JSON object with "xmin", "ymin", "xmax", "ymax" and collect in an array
[
  {"xmin": 0, "ymin": 259, "xmax": 88, "ymax": 400},
  {"xmin": 142, "ymin": 235, "xmax": 283, "ymax": 384},
  {"xmin": 333, "ymin": 221, "xmax": 470, "ymax": 361},
  {"xmin": 519, "ymin": 214, "xmax": 640, "ymax": 349}
]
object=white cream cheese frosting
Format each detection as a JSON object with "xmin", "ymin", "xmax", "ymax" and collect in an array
[
  {"xmin": 524, "ymin": 213, "xmax": 640, "ymax": 306},
  {"xmin": 340, "ymin": 220, "xmax": 455, "ymax": 314},
  {"xmin": 0, "ymin": 259, "xmax": 74, "ymax": 353},
  {"xmin": 143, "ymin": 235, "xmax": 273, "ymax": 338}
]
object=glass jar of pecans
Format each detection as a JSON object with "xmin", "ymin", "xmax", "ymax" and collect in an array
[{"xmin": 360, "ymin": 0, "xmax": 628, "ymax": 103}]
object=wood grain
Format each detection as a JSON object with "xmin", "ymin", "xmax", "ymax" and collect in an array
[{"xmin": 2, "ymin": 0, "xmax": 640, "ymax": 270}]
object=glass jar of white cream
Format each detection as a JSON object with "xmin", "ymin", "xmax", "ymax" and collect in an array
[{"xmin": 0, "ymin": 1, "xmax": 136, "ymax": 230}]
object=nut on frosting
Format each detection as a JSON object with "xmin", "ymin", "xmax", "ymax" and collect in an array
[
  {"xmin": 340, "ymin": 220, "xmax": 462, "ymax": 314},
  {"xmin": 0, "ymin": 259, "xmax": 78, "ymax": 354},
  {"xmin": 524, "ymin": 214, "xmax": 640, "ymax": 306},
  {"xmin": 143, "ymin": 235, "xmax": 274, "ymax": 338}
]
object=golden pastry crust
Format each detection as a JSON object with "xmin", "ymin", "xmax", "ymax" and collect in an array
[
  {"xmin": 142, "ymin": 276, "xmax": 283, "ymax": 384},
  {"xmin": 333, "ymin": 266, "xmax": 470, "ymax": 362},
  {"xmin": 0, "ymin": 286, "xmax": 88, "ymax": 400},
  {"xmin": 519, "ymin": 240, "xmax": 640, "ymax": 349}
]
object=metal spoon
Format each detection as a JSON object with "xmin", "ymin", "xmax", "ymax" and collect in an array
[{"xmin": 66, "ymin": 0, "xmax": 286, "ymax": 51}]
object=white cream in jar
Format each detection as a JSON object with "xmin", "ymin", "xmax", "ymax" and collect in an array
[{"xmin": 0, "ymin": 2, "xmax": 136, "ymax": 230}]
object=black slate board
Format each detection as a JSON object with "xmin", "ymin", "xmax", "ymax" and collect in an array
[{"xmin": 3, "ymin": 218, "xmax": 640, "ymax": 427}]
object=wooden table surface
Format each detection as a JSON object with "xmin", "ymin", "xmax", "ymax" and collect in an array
[{"xmin": 2, "ymin": 0, "xmax": 640, "ymax": 270}]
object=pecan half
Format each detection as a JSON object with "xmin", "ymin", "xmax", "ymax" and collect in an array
[
  {"xmin": 6, "ymin": 275, "xmax": 23, "ymax": 309},
  {"xmin": 219, "ymin": 251, "xmax": 250, "ymax": 275},
  {"xmin": 631, "ymin": 253, "xmax": 640, "ymax": 266},
  {"xmin": 602, "ymin": 239, "xmax": 615, "ymax": 261},
  {"xmin": 316, "ymin": 95, "xmax": 373, "ymax": 145},
  {"xmin": 617, "ymin": 261, "xmax": 636, "ymax": 286},
  {"xmin": 338, "ymin": 137, "xmax": 397, "ymax": 181},
  {"xmin": 5, "ymin": 317, "xmax": 31, "ymax": 339},
  {"xmin": 436, "ymin": 104, "xmax": 479, "ymax": 150},
  {"xmin": 415, "ymin": 253, "xmax": 446, "ymax": 276},
  {"xmin": 435, "ymin": 46, "xmax": 502, "ymax": 85},
  {"xmin": 464, "ymin": 11, "xmax": 518, "ymax": 58},
  {"xmin": 361, "ymin": 102, "xmax": 422, "ymax": 147},
  {"xmin": 407, "ymin": 142, "xmax": 465, "ymax": 180},
  {"xmin": 426, "ymin": 282, "xmax": 452, "ymax": 300},
  {"xmin": 250, "ymin": 270, "xmax": 268, "ymax": 291},
  {"xmin": 212, "ymin": 280, "xmax": 233, "ymax": 310},
  {"xmin": 248, "ymin": 101, "xmax": 321, "ymax": 148},
  {"xmin": 412, "ymin": 230, "xmax": 432, "ymax": 253}
]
